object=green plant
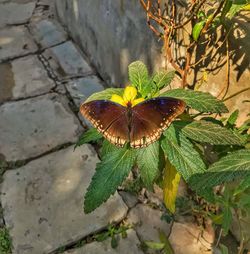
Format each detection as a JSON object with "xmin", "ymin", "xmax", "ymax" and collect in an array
[
  {"xmin": 76, "ymin": 60, "xmax": 249, "ymax": 212},
  {"xmin": 94, "ymin": 224, "xmax": 130, "ymax": 249},
  {"xmin": 0, "ymin": 228, "xmax": 12, "ymax": 254},
  {"xmin": 144, "ymin": 230, "xmax": 174, "ymax": 254}
]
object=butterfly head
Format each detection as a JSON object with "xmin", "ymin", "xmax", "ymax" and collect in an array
[{"xmin": 110, "ymin": 86, "xmax": 144, "ymax": 108}]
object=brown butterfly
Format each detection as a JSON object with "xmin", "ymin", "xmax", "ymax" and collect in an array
[{"xmin": 80, "ymin": 97, "xmax": 185, "ymax": 148}]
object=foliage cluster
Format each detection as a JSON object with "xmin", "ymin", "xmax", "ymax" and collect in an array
[{"xmin": 77, "ymin": 61, "xmax": 249, "ymax": 223}]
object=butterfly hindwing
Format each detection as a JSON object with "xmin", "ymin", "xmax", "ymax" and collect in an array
[
  {"xmin": 130, "ymin": 97, "xmax": 186, "ymax": 148},
  {"xmin": 80, "ymin": 100, "xmax": 129, "ymax": 146}
]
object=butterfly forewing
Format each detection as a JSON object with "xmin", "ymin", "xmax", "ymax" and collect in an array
[
  {"xmin": 80, "ymin": 100, "xmax": 129, "ymax": 146},
  {"xmin": 130, "ymin": 97, "xmax": 186, "ymax": 148}
]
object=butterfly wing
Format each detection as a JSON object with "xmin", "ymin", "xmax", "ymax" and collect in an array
[
  {"xmin": 130, "ymin": 97, "xmax": 186, "ymax": 148},
  {"xmin": 80, "ymin": 100, "xmax": 129, "ymax": 147}
]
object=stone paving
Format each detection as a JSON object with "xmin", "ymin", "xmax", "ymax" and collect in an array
[{"xmin": 0, "ymin": 1, "xmax": 216, "ymax": 254}]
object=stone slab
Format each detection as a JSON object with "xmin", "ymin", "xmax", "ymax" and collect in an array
[
  {"xmin": 0, "ymin": 26, "xmax": 38, "ymax": 62},
  {"xmin": 126, "ymin": 204, "xmax": 172, "ymax": 242},
  {"xmin": 1, "ymin": 145, "xmax": 128, "ymax": 254},
  {"xmin": 43, "ymin": 41, "xmax": 93, "ymax": 80},
  {"xmin": 0, "ymin": 55, "xmax": 55, "ymax": 103},
  {"xmin": 66, "ymin": 75, "xmax": 104, "ymax": 107},
  {"xmin": 168, "ymin": 222, "xmax": 213, "ymax": 254},
  {"xmin": 29, "ymin": 19, "xmax": 67, "ymax": 48},
  {"xmin": 0, "ymin": 1, "xmax": 36, "ymax": 27},
  {"xmin": 64, "ymin": 229, "xmax": 143, "ymax": 254},
  {"xmin": 0, "ymin": 93, "xmax": 82, "ymax": 161}
]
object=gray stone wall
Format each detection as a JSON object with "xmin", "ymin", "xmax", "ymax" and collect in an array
[{"xmin": 55, "ymin": 0, "xmax": 163, "ymax": 87}]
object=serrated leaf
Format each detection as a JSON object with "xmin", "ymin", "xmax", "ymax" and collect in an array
[
  {"xmin": 161, "ymin": 125, "xmax": 206, "ymax": 182},
  {"xmin": 84, "ymin": 147, "xmax": 136, "ymax": 213},
  {"xmin": 100, "ymin": 140, "xmax": 118, "ymax": 158},
  {"xmin": 136, "ymin": 141, "xmax": 160, "ymax": 190},
  {"xmin": 192, "ymin": 21, "xmax": 205, "ymax": 41},
  {"xmin": 190, "ymin": 149, "xmax": 250, "ymax": 191},
  {"xmin": 175, "ymin": 120, "xmax": 244, "ymax": 145},
  {"xmin": 161, "ymin": 89, "xmax": 228, "ymax": 113},
  {"xmin": 163, "ymin": 161, "xmax": 181, "ymax": 213},
  {"xmin": 85, "ymin": 88, "xmax": 124, "ymax": 102},
  {"xmin": 153, "ymin": 71, "xmax": 175, "ymax": 90},
  {"xmin": 74, "ymin": 128, "xmax": 102, "ymax": 149},
  {"xmin": 128, "ymin": 61, "xmax": 149, "ymax": 92}
]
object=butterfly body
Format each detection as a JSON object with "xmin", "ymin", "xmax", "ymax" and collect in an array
[{"xmin": 80, "ymin": 97, "xmax": 185, "ymax": 148}]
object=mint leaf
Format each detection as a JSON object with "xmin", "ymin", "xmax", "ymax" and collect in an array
[
  {"xmin": 161, "ymin": 125, "xmax": 206, "ymax": 182},
  {"xmin": 175, "ymin": 120, "xmax": 244, "ymax": 145},
  {"xmin": 190, "ymin": 149, "xmax": 250, "ymax": 190},
  {"xmin": 128, "ymin": 61, "xmax": 149, "ymax": 92},
  {"xmin": 161, "ymin": 89, "xmax": 228, "ymax": 113},
  {"xmin": 136, "ymin": 141, "xmax": 160, "ymax": 189},
  {"xmin": 84, "ymin": 147, "xmax": 136, "ymax": 213},
  {"xmin": 153, "ymin": 70, "xmax": 175, "ymax": 90},
  {"xmin": 85, "ymin": 88, "xmax": 124, "ymax": 102},
  {"xmin": 75, "ymin": 128, "xmax": 102, "ymax": 149}
]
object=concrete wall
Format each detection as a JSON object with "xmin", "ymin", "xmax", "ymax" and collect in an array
[
  {"xmin": 55, "ymin": 0, "xmax": 164, "ymax": 87},
  {"xmin": 55, "ymin": 0, "xmax": 250, "ymax": 124}
]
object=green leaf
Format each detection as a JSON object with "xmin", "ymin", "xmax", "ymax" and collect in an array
[
  {"xmin": 84, "ymin": 147, "xmax": 136, "ymax": 213},
  {"xmin": 161, "ymin": 125, "xmax": 206, "ymax": 182},
  {"xmin": 159, "ymin": 230, "xmax": 174, "ymax": 254},
  {"xmin": 100, "ymin": 140, "xmax": 118, "ymax": 158},
  {"xmin": 221, "ymin": 0, "xmax": 233, "ymax": 20},
  {"xmin": 222, "ymin": 204, "xmax": 232, "ymax": 235},
  {"xmin": 85, "ymin": 88, "xmax": 124, "ymax": 102},
  {"xmin": 75, "ymin": 128, "xmax": 103, "ymax": 149},
  {"xmin": 238, "ymin": 193, "xmax": 250, "ymax": 209},
  {"xmin": 161, "ymin": 89, "xmax": 228, "ymax": 113},
  {"xmin": 144, "ymin": 241, "xmax": 165, "ymax": 250},
  {"xmin": 227, "ymin": 3, "xmax": 249, "ymax": 19},
  {"xmin": 128, "ymin": 61, "xmax": 149, "ymax": 92},
  {"xmin": 175, "ymin": 120, "xmax": 244, "ymax": 145},
  {"xmin": 190, "ymin": 149, "xmax": 250, "ymax": 191},
  {"xmin": 227, "ymin": 109, "xmax": 239, "ymax": 126},
  {"xmin": 136, "ymin": 141, "xmax": 160, "ymax": 189},
  {"xmin": 192, "ymin": 21, "xmax": 206, "ymax": 41},
  {"xmin": 219, "ymin": 244, "xmax": 229, "ymax": 254},
  {"xmin": 234, "ymin": 175, "xmax": 250, "ymax": 195},
  {"xmin": 111, "ymin": 235, "xmax": 118, "ymax": 249},
  {"xmin": 163, "ymin": 161, "xmax": 181, "ymax": 213},
  {"xmin": 153, "ymin": 70, "xmax": 175, "ymax": 90}
]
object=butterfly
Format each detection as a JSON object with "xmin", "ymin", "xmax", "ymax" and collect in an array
[{"xmin": 80, "ymin": 97, "xmax": 186, "ymax": 148}]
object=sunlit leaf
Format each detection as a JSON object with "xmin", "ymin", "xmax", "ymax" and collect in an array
[
  {"xmin": 161, "ymin": 89, "xmax": 228, "ymax": 113},
  {"xmin": 163, "ymin": 160, "xmax": 181, "ymax": 213},
  {"xmin": 85, "ymin": 88, "xmax": 124, "ymax": 102},
  {"xmin": 84, "ymin": 147, "xmax": 136, "ymax": 213}
]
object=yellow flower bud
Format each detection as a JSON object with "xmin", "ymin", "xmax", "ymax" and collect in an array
[
  {"xmin": 123, "ymin": 86, "xmax": 137, "ymax": 103},
  {"xmin": 110, "ymin": 94, "xmax": 127, "ymax": 107},
  {"xmin": 132, "ymin": 97, "xmax": 145, "ymax": 106}
]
